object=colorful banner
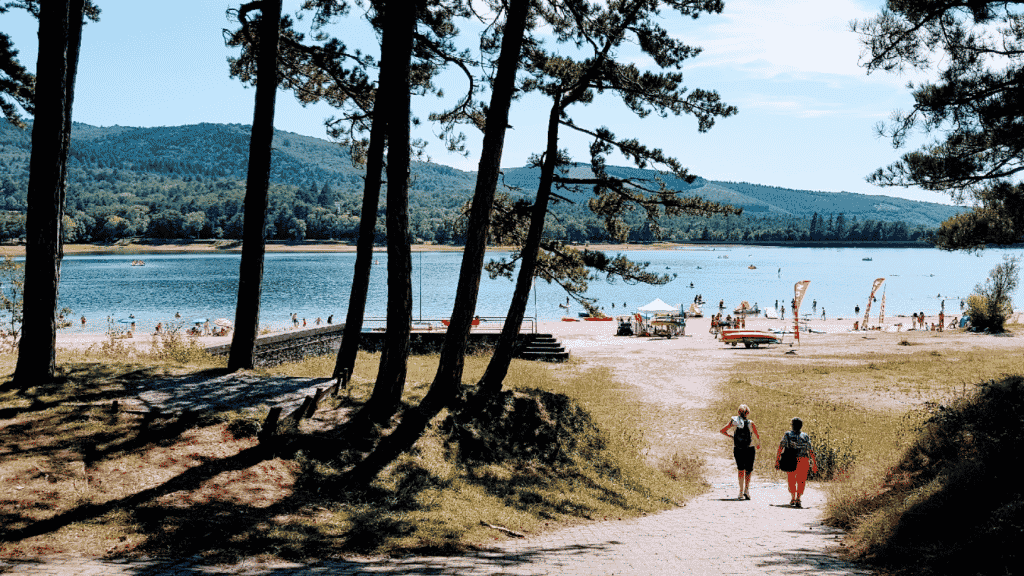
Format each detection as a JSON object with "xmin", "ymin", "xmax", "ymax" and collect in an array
[
  {"xmin": 863, "ymin": 278, "xmax": 885, "ymax": 328},
  {"xmin": 879, "ymin": 289, "xmax": 886, "ymax": 324},
  {"xmin": 793, "ymin": 280, "xmax": 810, "ymax": 341}
]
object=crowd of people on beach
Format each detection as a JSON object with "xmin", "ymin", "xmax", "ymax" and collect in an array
[{"xmin": 290, "ymin": 312, "xmax": 334, "ymax": 329}]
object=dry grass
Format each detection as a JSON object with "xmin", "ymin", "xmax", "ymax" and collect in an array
[
  {"xmin": 823, "ymin": 377, "xmax": 1024, "ymax": 575},
  {"xmin": 708, "ymin": 341, "xmax": 1024, "ymax": 574},
  {"xmin": 709, "ymin": 346, "xmax": 1024, "ymax": 482},
  {"xmin": 728, "ymin": 346, "xmax": 1024, "ymax": 411},
  {"xmin": 0, "ymin": 348, "xmax": 704, "ymax": 560}
]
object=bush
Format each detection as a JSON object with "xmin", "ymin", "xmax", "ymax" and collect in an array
[
  {"xmin": 827, "ymin": 376, "xmax": 1024, "ymax": 575},
  {"xmin": 809, "ymin": 422, "xmax": 857, "ymax": 481},
  {"xmin": 965, "ymin": 255, "xmax": 1019, "ymax": 332}
]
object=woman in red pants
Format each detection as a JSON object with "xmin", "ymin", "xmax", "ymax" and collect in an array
[{"xmin": 774, "ymin": 417, "xmax": 818, "ymax": 507}]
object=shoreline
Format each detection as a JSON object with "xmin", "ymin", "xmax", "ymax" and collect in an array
[
  {"xmin": 54, "ymin": 312, "xmax": 980, "ymax": 353},
  {"xmin": 0, "ymin": 240, "xmax": 946, "ymax": 257}
]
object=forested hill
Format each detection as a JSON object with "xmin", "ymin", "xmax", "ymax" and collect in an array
[
  {"xmin": 500, "ymin": 165, "xmax": 961, "ymax": 228},
  {"xmin": 0, "ymin": 121, "xmax": 481, "ymax": 198},
  {"xmin": 0, "ymin": 121, "xmax": 962, "ymax": 244}
]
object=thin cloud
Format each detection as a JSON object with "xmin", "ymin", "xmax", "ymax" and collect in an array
[{"xmin": 691, "ymin": 0, "xmax": 877, "ymax": 79}]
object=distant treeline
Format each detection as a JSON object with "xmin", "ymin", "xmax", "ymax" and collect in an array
[{"xmin": 0, "ymin": 172, "xmax": 935, "ymax": 246}]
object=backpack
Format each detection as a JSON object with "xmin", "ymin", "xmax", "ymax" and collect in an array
[
  {"xmin": 779, "ymin": 432, "xmax": 800, "ymax": 471},
  {"xmin": 733, "ymin": 418, "xmax": 751, "ymax": 448}
]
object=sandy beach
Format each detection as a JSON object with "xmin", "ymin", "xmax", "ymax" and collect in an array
[
  {"xmin": 55, "ymin": 330, "xmax": 236, "ymax": 352},
  {"xmin": 54, "ymin": 311, "xmax": 1012, "ymax": 355}
]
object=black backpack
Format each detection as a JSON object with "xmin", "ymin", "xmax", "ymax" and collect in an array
[{"xmin": 733, "ymin": 418, "xmax": 751, "ymax": 448}]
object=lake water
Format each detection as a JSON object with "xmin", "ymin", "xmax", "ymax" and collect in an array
[{"xmin": 53, "ymin": 246, "xmax": 1022, "ymax": 333}]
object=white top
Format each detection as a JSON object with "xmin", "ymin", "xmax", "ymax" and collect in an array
[{"xmin": 730, "ymin": 416, "xmax": 760, "ymax": 448}]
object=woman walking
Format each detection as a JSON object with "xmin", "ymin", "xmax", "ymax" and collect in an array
[
  {"xmin": 774, "ymin": 417, "xmax": 818, "ymax": 507},
  {"xmin": 720, "ymin": 404, "xmax": 761, "ymax": 500}
]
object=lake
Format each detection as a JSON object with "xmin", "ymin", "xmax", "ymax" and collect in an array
[{"xmin": 53, "ymin": 246, "xmax": 1021, "ymax": 333}]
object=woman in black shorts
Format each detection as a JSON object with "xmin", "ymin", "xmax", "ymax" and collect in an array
[{"xmin": 720, "ymin": 404, "xmax": 761, "ymax": 499}]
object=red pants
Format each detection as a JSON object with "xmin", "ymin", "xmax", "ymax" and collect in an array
[{"xmin": 787, "ymin": 457, "xmax": 810, "ymax": 496}]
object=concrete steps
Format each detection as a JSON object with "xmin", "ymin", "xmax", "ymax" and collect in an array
[{"xmin": 514, "ymin": 333, "xmax": 569, "ymax": 362}]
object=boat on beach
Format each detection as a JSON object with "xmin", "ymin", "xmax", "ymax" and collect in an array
[
  {"xmin": 720, "ymin": 328, "xmax": 781, "ymax": 348},
  {"xmin": 733, "ymin": 301, "xmax": 759, "ymax": 316}
]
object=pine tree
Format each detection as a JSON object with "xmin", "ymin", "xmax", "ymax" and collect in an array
[
  {"xmin": 13, "ymin": 0, "xmax": 89, "ymax": 385},
  {"xmin": 853, "ymin": 1, "xmax": 1024, "ymax": 249},
  {"xmin": 0, "ymin": 30, "xmax": 34, "ymax": 128},
  {"xmin": 228, "ymin": 0, "xmax": 283, "ymax": 371},
  {"xmin": 474, "ymin": 0, "xmax": 737, "ymax": 396}
]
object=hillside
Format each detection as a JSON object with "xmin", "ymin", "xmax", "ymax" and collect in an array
[
  {"xmin": 500, "ymin": 164, "xmax": 961, "ymax": 228},
  {"xmin": 0, "ymin": 121, "xmax": 962, "ymax": 244}
]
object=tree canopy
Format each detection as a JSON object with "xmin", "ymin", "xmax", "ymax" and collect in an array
[
  {"xmin": 0, "ymin": 1, "xmax": 99, "ymax": 128},
  {"xmin": 853, "ymin": 0, "xmax": 1024, "ymax": 250}
]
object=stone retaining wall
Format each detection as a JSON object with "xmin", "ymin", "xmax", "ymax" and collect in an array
[{"xmin": 205, "ymin": 325, "xmax": 531, "ymax": 367}]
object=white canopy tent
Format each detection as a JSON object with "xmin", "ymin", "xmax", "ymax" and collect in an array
[{"xmin": 638, "ymin": 298, "xmax": 680, "ymax": 315}]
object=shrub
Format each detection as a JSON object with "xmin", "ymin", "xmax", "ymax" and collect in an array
[
  {"xmin": 657, "ymin": 450, "xmax": 709, "ymax": 485},
  {"xmin": 827, "ymin": 376, "xmax": 1024, "ymax": 575},
  {"xmin": 148, "ymin": 323, "xmax": 213, "ymax": 363},
  {"xmin": 965, "ymin": 254, "xmax": 1019, "ymax": 332},
  {"xmin": 809, "ymin": 422, "xmax": 857, "ymax": 481}
]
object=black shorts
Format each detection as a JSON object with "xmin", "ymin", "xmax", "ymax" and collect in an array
[{"xmin": 733, "ymin": 446, "xmax": 755, "ymax": 472}]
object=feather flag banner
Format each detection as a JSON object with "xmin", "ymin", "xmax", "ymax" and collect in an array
[{"xmin": 862, "ymin": 278, "xmax": 884, "ymax": 328}]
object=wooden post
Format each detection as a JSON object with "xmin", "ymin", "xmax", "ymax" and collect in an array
[
  {"xmin": 290, "ymin": 396, "xmax": 313, "ymax": 421},
  {"xmin": 259, "ymin": 407, "xmax": 282, "ymax": 442},
  {"xmin": 333, "ymin": 368, "xmax": 350, "ymax": 397},
  {"xmin": 140, "ymin": 407, "xmax": 160, "ymax": 431},
  {"xmin": 306, "ymin": 387, "xmax": 326, "ymax": 418}
]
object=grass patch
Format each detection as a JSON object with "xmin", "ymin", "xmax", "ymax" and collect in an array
[
  {"xmin": 0, "ymin": 349, "xmax": 703, "ymax": 560},
  {"xmin": 709, "ymin": 347, "xmax": 1024, "ymax": 481}
]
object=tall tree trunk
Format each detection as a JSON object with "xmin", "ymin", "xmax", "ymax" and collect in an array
[
  {"xmin": 358, "ymin": 0, "xmax": 417, "ymax": 423},
  {"xmin": 341, "ymin": 0, "xmax": 530, "ymax": 481},
  {"xmin": 228, "ymin": 0, "xmax": 283, "ymax": 371},
  {"xmin": 331, "ymin": 78, "xmax": 388, "ymax": 383},
  {"xmin": 477, "ymin": 94, "xmax": 561, "ymax": 394},
  {"xmin": 430, "ymin": 0, "xmax": 531, "ymax": 401},
  {"xmin": 14, "ymin": 0, "xmax": 85, "ymax": 385}
]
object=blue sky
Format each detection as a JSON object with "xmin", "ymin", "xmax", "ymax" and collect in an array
[{"xmin": 2, "ymin": 0, "xmax": 950, "ymax": 205}]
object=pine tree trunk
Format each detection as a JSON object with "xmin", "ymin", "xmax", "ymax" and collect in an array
[
  {"xmin": 341, "ymin": 1, "xmax": 530, "ymax": 482},
  {"xmin": 429, "ymin": 0, "xmax": 531, "ymax": 403},
  {"xmin": 477, "ymin": 95, "xmax": 561, "ymax": 395},
  {"xmin": 228, "ymin": 0, "xmax": 282, "ymax": 371},
  {"xmin": 358, "ymin": 0, "xmax": 416, "ymax": 423},
  {"xmin": 14, "ymin": 0, "xmax": 84, "ymax": 385},
  {"xmin": 331, "ymin": 77, "xmax": 388, "ymax": 383}
]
